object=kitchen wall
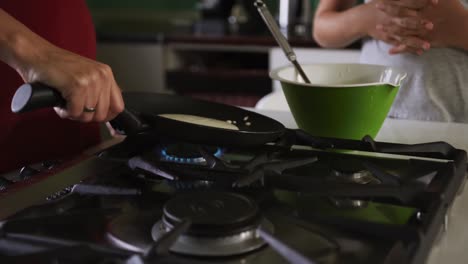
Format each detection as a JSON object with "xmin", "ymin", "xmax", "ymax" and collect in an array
[{"xmin": 87, "ymin": 0, "xmax": 362, "ymax": 108}]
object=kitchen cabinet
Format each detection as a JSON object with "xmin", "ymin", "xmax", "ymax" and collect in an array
[
  {"xmin": 162, "ymin": 34, "xmax": 362, "ymax": 107},
  {"xmin": 164, "ymin": 39, "xmax": 271, "ymax": 107},
  {"xmin": 97, "ymin": 40, "xmax": 361, "ymax": 107},
  {"xmin": 96, "ymin": 32, "xmax": 336, "ymax": 107},
  {"xmin": 96, "ymin": 38, "xmax": 272, "ymax": 106}
]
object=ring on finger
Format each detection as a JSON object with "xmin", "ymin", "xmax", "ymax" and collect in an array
[{"xmin": 83, "ymin": 106, "xmax": 96, "ymax": 113}]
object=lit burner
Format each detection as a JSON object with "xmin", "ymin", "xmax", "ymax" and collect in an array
[{"xmin": 158, "ymin": 144, "xmax": 223, "ymax": 165}]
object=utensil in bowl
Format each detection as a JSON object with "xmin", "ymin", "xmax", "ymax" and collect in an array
[
  {"xmin": 254, "ymin": 0, "xmax": 311, "ymax": 84},
  {"xmin": 270, "ymin": 63, "xmax": 407, "ymax": 140}
]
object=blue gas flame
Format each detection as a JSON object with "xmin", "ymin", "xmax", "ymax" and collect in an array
[{"xmin": 160, "ymin": 147, "xmax": 223, "ymax": 164}]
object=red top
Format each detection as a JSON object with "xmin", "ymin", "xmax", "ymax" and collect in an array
[{"xmin": 0, "ymin": 0, "xmax": 101, "ymax": 173}]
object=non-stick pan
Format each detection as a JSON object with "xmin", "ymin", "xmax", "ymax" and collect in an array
[{"xmin": 11, "ymin": 83, "xmax": 286, "ymax": 146}]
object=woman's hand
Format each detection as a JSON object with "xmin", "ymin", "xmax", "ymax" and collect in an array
[
  {"xmin": 373, "ymin": 0, "xmax": 437, "ymax": 55},
  {"xmin": 0, "ymin": 9, "xmax": 124, "ymax": 123},
  {"xmin": 17, "ymin": 41, "xmax": 124, "ymax": 123}
]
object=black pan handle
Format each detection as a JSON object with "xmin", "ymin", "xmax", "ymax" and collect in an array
[
  {"xmin": 11, "ymin": 83, "xmax": 66, "ymax": 113},
  {"xmin": 11, "ymin": 82, "xmax": 149, "ymax": 135},
  {"xmin": 109, "ymin": 109, "xmax": 150, "ymax": 135}
]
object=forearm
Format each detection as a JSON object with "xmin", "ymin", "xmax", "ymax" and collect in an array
[
  {"xmin": 0, "ymin": 9, "xmax": 46, "ymax": 74},
  {"xmin": 313, "ymin": 2, "xmax": 376, "ymax": 48}
]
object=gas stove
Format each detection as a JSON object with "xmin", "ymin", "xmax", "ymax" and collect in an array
[{"xmin": 0, "ymin": 129, "xmax": 466, "ymax": 264}]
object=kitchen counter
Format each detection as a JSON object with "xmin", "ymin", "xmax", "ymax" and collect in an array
[{"xmin": 254, "ymin": 109, "xmax": 468, "ymax": 264}]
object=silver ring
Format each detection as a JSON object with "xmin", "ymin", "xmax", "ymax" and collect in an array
[{"xmin": 83, "ymin": 106, "xmax": 96, "ymax": 113}]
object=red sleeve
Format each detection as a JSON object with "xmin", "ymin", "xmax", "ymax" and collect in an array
[{"xmin": 0, "ymin": 0, "xmax": 101, "ymax": 173}]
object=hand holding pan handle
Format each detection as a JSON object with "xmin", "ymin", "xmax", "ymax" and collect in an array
[{"xmin": 11, "ymin": 82, "xmax": 149, "ymax": 135}]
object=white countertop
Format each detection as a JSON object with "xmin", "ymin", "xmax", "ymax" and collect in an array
[{"xmin": 254, "ymin": 109, "xmax": 468, "ymax": 264}]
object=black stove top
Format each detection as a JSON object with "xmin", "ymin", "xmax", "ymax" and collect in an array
[{"xmin": 0, "ymin": 131, "xmax": 466, "ymax": 264}]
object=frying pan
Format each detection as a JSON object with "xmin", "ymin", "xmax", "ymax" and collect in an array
[
  {"xmin": 12, "ymin": 83, "xmax": 460, "ymax": 160},
  {"xmin": 11, "ymin": 83, "xmax": 286, "ymax": 146}
]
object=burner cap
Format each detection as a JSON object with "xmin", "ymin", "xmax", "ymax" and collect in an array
[
  {"xmin": 328, "ymin": 159, "xmax": 380, "ymax": 209},
  {"xmin": 330, "ymin": 169, "xmax": 377, "ymax": 185},
  {"xmin": 329, "ymin": 158, "xmax": 380, "ymax": 185},
  {"xmin": 163, "ymin": 192, "xmax": 260, "ymax": 236}
]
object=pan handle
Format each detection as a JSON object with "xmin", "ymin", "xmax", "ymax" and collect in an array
[
  {"xmin": 11, "ymin": 83, "xmax": 148, "ymax": 135},
  {"xmin": 11, "ymin": 83, "xmax": 66, "ymax": 113}
]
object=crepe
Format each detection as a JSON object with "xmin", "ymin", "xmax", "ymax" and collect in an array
[{"xmin": 158, "ymin": 114, "xmax": 239, "ymax": 131}]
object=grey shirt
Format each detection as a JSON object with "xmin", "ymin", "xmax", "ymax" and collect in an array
[{"xmin": 360, "ymin": 0, "xmax": 468, "ymax": 123}]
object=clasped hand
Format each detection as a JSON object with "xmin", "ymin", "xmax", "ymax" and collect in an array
[{"xmin": 373, "ymin": 0, "xmax": 437, "ymax": 55}]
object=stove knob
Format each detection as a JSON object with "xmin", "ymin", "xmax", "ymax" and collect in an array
[
  {"xmin": 408, "ymin": 211, "xmax": 425, "ymax": 226},
  {"xmin": 19, "ymin": 165, "xmax": 40, "ymax": 180},
  {"xmin": 0, "ymin": 177, "xmax": 13, "ymax": 191},
  {"xmin": 42, "ymin": 160, "xmax": 60, "ymax": 170}
]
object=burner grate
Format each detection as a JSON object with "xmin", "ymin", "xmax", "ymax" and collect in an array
[{"xmin": 0, "ymin": 130, "xmax": 466, "ymax": 264}]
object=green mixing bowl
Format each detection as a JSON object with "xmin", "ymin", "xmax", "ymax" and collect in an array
[{"xmin": 270, "ymin": 63, "xmax": 407, "ymax": 140}]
